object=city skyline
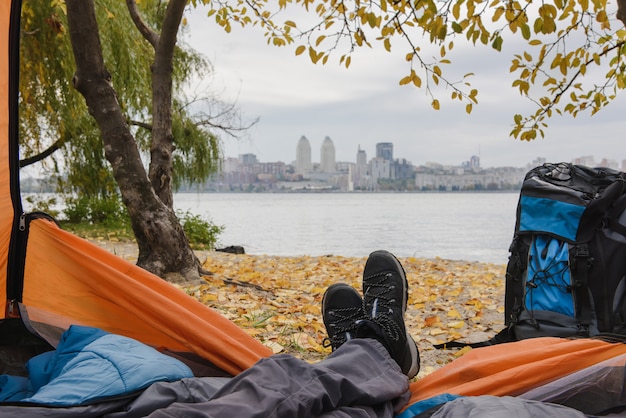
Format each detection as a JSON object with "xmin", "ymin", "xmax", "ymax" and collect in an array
[{"xmin": 225, "ymin": 135, "xmax": 623, "ymax": 171}]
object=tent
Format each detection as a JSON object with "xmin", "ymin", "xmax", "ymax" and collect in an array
[
  {"xmin": 0, "ymin": 0, "xmax": 271, "ymax": 378},
  {"xmin": 2, "ymin": 1, "xmax": 626, "ymax": 416}
]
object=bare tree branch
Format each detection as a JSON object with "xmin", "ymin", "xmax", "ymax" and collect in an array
[
  {"xmin": 159, "ymin": 1, "xmax": 187, "ymax": 54},
  {"xmin": 19, "ymin": 139, "xmax": 63, "ymax": 168},
  {"xmin": 126, "ymin": 0, "xmax": 159, "ymax": 47},
  {"xmin": 148, "ymin": 0, "xmax": 187, "ymax": 208},
  {"xmin": 129, "ymin": 119, "xmax": 152, "ymax": 131}
]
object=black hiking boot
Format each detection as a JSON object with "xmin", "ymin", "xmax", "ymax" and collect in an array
[
  {"xmin": 358, "ymin": 250, "xmax": 420, "ymax": 378},
  {"xmin": 322, "ymin": 283, "xmax": 366, "ymax": 351}
]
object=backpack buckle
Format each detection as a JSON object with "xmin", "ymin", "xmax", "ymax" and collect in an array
[{"xmin": 572, "ymin": 245, "xmax": 589, "ymax": 259}]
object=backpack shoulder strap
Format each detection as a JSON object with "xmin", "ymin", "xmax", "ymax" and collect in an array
[
  {"xmin": 433, "ymin": 327, "xmax": 514, "ymax": 349},
  {"xmin": 571, "ymin": 243, "xmax": 593, "ymax": 334}
]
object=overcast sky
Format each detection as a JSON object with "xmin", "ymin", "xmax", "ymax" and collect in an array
[{"xmin": 183, "ymin": 6, "xmax": 626, "ymax": 169}]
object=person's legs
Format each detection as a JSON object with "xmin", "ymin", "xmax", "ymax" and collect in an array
[
  {"xmin": 147, "ymin": 250, "xmax": 419, "ymax": 418},
  {"xmin": 146, "ymin": 340, "xmax": 409, "ymax": 418}
]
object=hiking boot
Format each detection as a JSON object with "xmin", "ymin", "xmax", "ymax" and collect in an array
[
  {"xmin": 322, "ymin": 283, "xmax": 366, "ymax": 351},
  {"xmin": 359, "ymin": 250, "xmax": 420, "ymax": 378}
]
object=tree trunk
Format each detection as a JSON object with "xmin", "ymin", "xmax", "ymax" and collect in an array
[
  {"xmin": 618, "ymin": 0, "xmax": 626, "ymax": 28},
  {"xmin": 147, "ymin": 0, "xmax": 186, "ymax": 209},
  {"xmin": 65, "ymin": 0, "xmax": 202, "ymax": 281}
]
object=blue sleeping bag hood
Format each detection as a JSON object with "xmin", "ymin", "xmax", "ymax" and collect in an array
[{"xmin": 0, "ymin": 325, "xmax": 193, "ymax": 406}]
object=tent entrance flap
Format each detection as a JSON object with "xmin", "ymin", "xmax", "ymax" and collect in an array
[{"xmin": 0, "ymin": 318, "xmax": 53, "ymax": 376}]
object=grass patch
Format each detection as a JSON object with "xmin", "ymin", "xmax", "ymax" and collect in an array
[{"xmin": 60, "ymin": 220, "xmax": 135, "ymax": 242}]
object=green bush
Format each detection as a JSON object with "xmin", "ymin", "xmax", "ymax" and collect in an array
[
  {"xmin": 60, "ymin": 196, "xmax": 222, "ymax": 250},
  {"xmin": 177, "ymin": 210, "xmax": 224, "ymax": 250},
  {"xmin": 63, "ymin": 195, "xmax": 129, "ymax": 225}
]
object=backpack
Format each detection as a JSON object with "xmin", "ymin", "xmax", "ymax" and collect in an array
[
  {"xmin": 437, "ymin": 162, "xmax": 626, "ymax": 349},
  {"xmin": 503, "ymin": 162, "xmax": 626, "ymax": 340}
]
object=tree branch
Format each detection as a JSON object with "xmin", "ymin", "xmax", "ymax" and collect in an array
[
  {"xmin": 125, "ymin": 0, "xmax": 159, "ymax": 47},
  {"xmin": 129, "ymin": 119, "xmax": 153, "ymax": 131},
  {"xmin": 147, "ymin": 0, "xmax": 187, "ymax": 208},
  {"xmin": 159, "ymin": 0, "xmax": 187, "ymax": 55},
  {"xmin": 19, "ymin": 139, "xmax": 63, "ymax": 168}
]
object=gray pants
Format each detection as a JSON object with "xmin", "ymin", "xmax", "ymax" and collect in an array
[{"xmin": 147, "ymin": 339, "xmax": 411, "ymax": 418}]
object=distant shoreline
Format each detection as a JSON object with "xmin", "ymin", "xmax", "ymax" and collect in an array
[
  {"xmin": 175, "ymin": 189, "xmax": 520, "ymax": 194},
  {"xmin": 89, "ymin": 239, "xmax": 507, "ymax": 267}
]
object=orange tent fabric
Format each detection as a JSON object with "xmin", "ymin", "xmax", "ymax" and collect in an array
[
  {"xmin": 21, "ymin": 219, "xmax": 273, "ymax": 375},
  {"xmin": 406, "ymin": 337, "xmax": 626, "ymax": 408}
]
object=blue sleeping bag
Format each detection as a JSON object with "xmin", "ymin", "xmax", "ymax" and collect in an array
[{"xmin": 0, "ymin": 325, "xmax": 193, "ymax": 406}]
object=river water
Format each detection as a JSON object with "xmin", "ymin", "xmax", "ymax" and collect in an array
[{"xmin": 173, "ymin": 192, "xmax": 520, "ymax": 264}]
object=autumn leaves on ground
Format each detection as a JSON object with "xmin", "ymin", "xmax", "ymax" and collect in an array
[{"xmin": 182, "ymin": 252, "xmax": 506, "ymax": 379}]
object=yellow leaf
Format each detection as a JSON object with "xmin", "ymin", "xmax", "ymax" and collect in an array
[
  {"xmin": 492, "ymin": 7, "xmax": 504, "ymax": 21},
  {"xmin": 202, "ymin": 294, "xmax": 218, "ymax": 303},
  {"xmin": 454, "ymin": 345, "xmax": 473, "ymax": 357},
  {"xmin": 429, "ymin": 327, "xmax": 446, "ymax": 336},
  {"xmin": 447, "ymin": 320, "xmax": 465, "ymax": 329},
  {"xmin": 264, "ymin": 340, "xmax": 284, "ymax": 354},
  {"xmin": 447, "ymin": 309, "xmax": 462, "ymax": 318},
  {"xmin": 308, "ymin": 47, "xmax": 319, "ymax": 63},
  {"xmin": 399, "ymin": 76, "xmax": 412, "ymax": 86},
  {"xmin": 452, "ymin": 2, "xmax": 460, "ymax": 19}
]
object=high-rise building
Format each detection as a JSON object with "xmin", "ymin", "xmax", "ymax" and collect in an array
[
  {"xmin": 354, "ymin": 145, "xmax": 370, "ymax": 189},
  {"xmin": 376, "ymin": 142, "xmax": 393, "ymax": 161},
  {"xmin": 356, "ymin": 145, "xmax": 367, "ymax": 166},
  {"xmin": 320, "ymin": 136, "xmax": 336, "ymax": 173},
  {"xmin": 295, "ymin": 135, "xmax": 312, "ymax": 174},
  {"xmin": 239, "ymin": 153, "xmax": 258, "ymax": 164}
]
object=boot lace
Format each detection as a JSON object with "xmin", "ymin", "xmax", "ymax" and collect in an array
[
  {"xmin": 323, "ymin": 305, "xmax": 365, "ymax": 350},
  {"xmin": 364, "ymin": 272, "xmax": 403, "ymax": 342}
]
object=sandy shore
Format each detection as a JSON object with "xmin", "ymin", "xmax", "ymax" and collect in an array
[{"xmin": 91, "ymin": 239, "xmax": 507, "ymax": 378}]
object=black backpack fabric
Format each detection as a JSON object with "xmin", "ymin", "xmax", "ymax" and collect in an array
[
  {"xmin": 437, "ymin": 162, "xmax": 626, "ymax": 349},
  {"xmin": 503, "ymin": 162, "xmax": 626, "ymax": 340}
]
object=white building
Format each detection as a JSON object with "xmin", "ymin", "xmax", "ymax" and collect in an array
[
  {"xmin": 320, "ymin": 136, "xmax": 336, "ymax": 173},
  {"xmin": 295, "ymin": 135, "xmax": 312, "ymax": 175}
]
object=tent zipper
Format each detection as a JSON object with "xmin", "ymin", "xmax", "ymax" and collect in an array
[{"xmin": 6, "ymin": 212, "xmax": 58, "ymax": 318}]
